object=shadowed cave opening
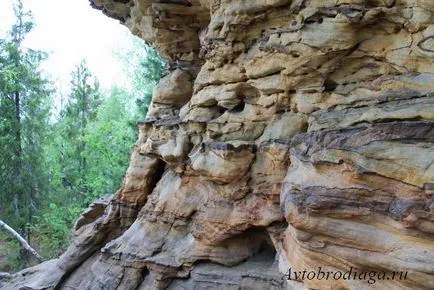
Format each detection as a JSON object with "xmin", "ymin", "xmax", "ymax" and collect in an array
[{"xmin": 165, "ymin": 227, "xmax": 281, "ymax": 289}]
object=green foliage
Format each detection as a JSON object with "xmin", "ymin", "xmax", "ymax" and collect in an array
[
  {"xmin": 53, "ymin": 60, "xmax": 102, "ymax": 202},
  {"xmin": 4, "ymin": 240, "xmax": 24, "ymax": 271},
  {"xmin": 0, "ymin": 232, "xmax": 26, "ymax": 272},
  {"xmin": 23, "ymin": 67, "xmax": 136, "ymax": 260},
  {"xmin": 81, "ymin": 86, "xmax": 135, "ymax": 203},
  {"xmin": 32, "ymin": 202, "xmax": 82, "ymax": 258},
  {"xmin": 119, "ymin": 36, "xmax": 165, "ymax": 117},
  {"xmin": 0, "ymin": 0, "xmax": 52, "ymax": 232},
  {"xmin": 0, "ymin": 0, "xmax": 164, "ymax": 269}
]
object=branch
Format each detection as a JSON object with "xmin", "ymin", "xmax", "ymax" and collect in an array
[{"xmin": 0, "ymin": 219, "xmax": 43, "ymax": 262}]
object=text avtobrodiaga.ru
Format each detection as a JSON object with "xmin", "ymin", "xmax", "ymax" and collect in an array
[{"xmin": 284, "ymin": 267, "xmax": 408, "ymax": 284}]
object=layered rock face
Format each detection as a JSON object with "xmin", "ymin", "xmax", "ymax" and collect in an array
[{"xmin": 2, "ymin": 0, "xmax": 434, "ymax": 289}]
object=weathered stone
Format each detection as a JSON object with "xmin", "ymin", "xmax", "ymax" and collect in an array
[
  {"xmin": 153, "ymin": 69, "xmax": 193, "ymax": 108},
  {"xmin": 3, "ymin": 0, "xmax": 433, "ymax": 289}
]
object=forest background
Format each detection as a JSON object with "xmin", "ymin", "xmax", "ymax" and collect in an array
[{"xmin": 0, "ymin": 0, "xmax": 164, "ymax": 271}]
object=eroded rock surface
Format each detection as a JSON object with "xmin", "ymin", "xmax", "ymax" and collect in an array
[{"xmin": 2, "ymin": 0, "xmax": 433, "ymax": 289}]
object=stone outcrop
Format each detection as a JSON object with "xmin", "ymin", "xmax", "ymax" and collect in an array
[{"xmin": 2, "ymin": 0, "xmax": 433, "ymax": 289}]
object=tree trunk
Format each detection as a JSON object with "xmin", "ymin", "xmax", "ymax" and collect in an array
[
  {"xmin": 13, "ymin": 91, "xmax": 22, "ymax": 219},
  {"xmin": 0, "ymin": 220, "xmax": 43, "ymax": 262}
]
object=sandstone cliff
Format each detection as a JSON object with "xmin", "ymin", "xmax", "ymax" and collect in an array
[{"xmin": 2, "ymin": 0, "xmax": 433, "ymax": 289}]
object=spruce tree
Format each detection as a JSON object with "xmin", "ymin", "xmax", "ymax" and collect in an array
[
  {"xmin": 0, "ymin": 0, "xmax": 51, "ymax": 237},
  {"xmin": 57, "ymin": 60, "xmax": 101, "ymax": 201}
]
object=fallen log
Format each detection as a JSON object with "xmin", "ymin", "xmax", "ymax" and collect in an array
[{"xmin": 0, "ymin": 220, "xmax": 43, "ymax": 262}]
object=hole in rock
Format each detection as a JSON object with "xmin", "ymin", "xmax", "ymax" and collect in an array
[
  {"xmin": 323, "ymin": 79, "xmax": 338, "ymax": 92},
  {"xmin": 214, "ymin": 23, "xmax": 223, "ymax": 32},
  {"xmin": 255, "ymin": 236, "xmax": 277, "ymax": 260},
  {"xmin": 212, "ymin": 105, "xmax": 227, "ymax": 119},
  {"xmin": 167, "ymin": 235, "xmax": 281, "ymax": 289},
  {"xmin": 166, "ymin": 226, "xmax": 285, "ymax": 289},
  {"xmin": 305, "ymin": 17, "xmax": 323, "ymax": 25},
  {"xmin": 230, "ymin": 102, "xmax": 245, "ymax": 113},
  {"xmin": 216, "ymin": 227, "xmax": 279, "ymax": 266},
  {"xmin": 236, "ymin": 84, "xmax": 260, "ymax": 103},
  {"xmin": 217, "ymin": 106, "xmax": 226, "ymax": 114},
  {"xmin": 236, "ymin": 226, "xmax": 278, "ymax": 264}
]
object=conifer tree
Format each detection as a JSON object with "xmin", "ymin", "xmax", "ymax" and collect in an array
[
  {"xmin": 57, "ymin": 60, "xmax": 101, "ymax": 200},
  {"xmin": 0, "ymin": 0, "xmax": 51, "ymax": 236}
]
